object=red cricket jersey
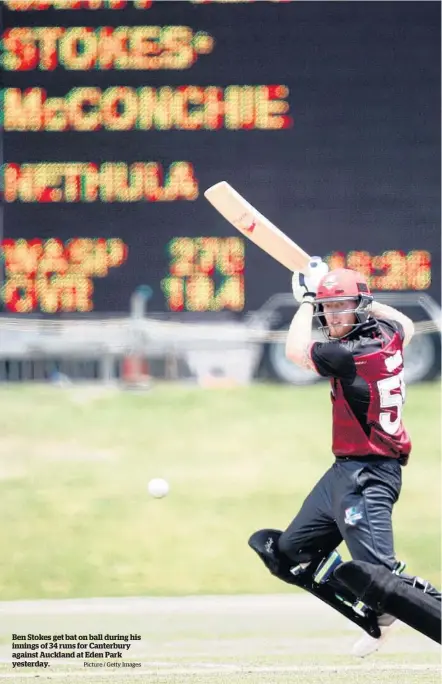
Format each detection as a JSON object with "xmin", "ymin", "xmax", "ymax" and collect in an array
[{"xmin": 310, "ymin": 319, "xmax": 412, "ymax": 461}]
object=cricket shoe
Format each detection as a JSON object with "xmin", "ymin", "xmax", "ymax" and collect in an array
[{"xmin": 352, "ymin": 614, "xmax": 397, "ymax": 658}]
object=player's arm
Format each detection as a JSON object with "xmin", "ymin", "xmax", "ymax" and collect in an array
[
  {"xmin": 285, "ymin": 298, "xmax": 317, "ymax": 371},
  {"xmin": 310, "ymin": 342, "xmax": 356, "ymax": 381},
  {"xmin": 286, "ymin": 306, "xmax": 357, "ymax": 378},
  {"xmin": 285, "ymin": 257, "xmax": 329, "ymax": 371},
  {"xmin": 370, "ymin": 301, "xmax": 415, "ymax": 347}
]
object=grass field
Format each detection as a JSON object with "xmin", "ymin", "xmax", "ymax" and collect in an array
[
  {"xmin": 0, "ymin": 382, "xmax": 440, "ymax": 600},
  {"xmin": 0, "ymin": 594, "xmax": 440, "ymax": 684}
]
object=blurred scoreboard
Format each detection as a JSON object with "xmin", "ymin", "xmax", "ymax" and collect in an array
[{"xmin": 1, "ymin": 0, "xmax": 440, "ymax": 314}]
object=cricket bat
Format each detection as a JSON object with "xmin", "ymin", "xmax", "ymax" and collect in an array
[{"xmin": 204, "ymin": 181, "xmax": 311, "ymax": 272}]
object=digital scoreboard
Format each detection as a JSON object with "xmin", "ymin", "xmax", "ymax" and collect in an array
[{"xmin": 2, "ymin": 0, "xmax": 440, "ymax": 314}]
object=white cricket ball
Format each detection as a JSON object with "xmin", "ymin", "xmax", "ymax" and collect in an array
[{"xmin": 147, "ymin": 478, "xmax": 169, "ymax": 499}]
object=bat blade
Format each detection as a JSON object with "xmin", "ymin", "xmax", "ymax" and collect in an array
[{"xmin": 204, "ymin": 181, "xmax": 310, "ymax": 272}]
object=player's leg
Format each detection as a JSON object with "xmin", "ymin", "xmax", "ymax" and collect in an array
[
  {"xmin": 248, "ymin": 466, "xmax": 381, "ymax": 637},
  {"xmin": 277, "ymin": 465, "xmax": 343, "ymax": 566},
  {"xmin": 334, "ymin": 458, "xmax": 402, "ymax": 654},
  {"xmin": 335, "ymin": 561, "xmax": 441, "ymax": 644},
  {"xmin": 334, "ymin": 458, "xmax": 402, "ymax": 569},
  {"xmin": 335, "ymin": 458, "xmax": 440, "ymax": 654},
  {"xmin": 335, "ymin": 459, "xmax": 440, "ymax": 595}
]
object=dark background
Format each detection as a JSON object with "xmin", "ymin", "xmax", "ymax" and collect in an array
[{"xmin": 2, "ymin": 1, "xmax": 441, "ymax": 313}]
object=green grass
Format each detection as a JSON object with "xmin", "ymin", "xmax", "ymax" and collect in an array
[{"xmin": 0, "ymin": 382, "xmax": 439, "ymax": 599}]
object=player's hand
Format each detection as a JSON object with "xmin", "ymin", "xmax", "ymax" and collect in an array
[{"xmin": 291, "ymin": 257, "xmax": 329, "ymax": 303}]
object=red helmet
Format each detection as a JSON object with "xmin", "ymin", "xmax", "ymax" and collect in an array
[
  {"xmin": 316, "ymin": 268, "xmax": 371, "ymax": 301},
  {"xmin": 315, "ymin": 268, "xmax": 373, "ymax": 339}
]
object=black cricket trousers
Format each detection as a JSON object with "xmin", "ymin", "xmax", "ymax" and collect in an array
[{"xmin": 278, "ymin": 457, "xmax": 403, "ymax": 570}]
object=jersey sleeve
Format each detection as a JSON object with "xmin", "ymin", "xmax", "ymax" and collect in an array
[{"xmin": 310, "ymin": 341, "xmax": 357, "ymax": 382}]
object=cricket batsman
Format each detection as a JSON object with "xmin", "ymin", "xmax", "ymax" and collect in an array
[{"xmin": 249, "ymin": 259, "xmax": 441, "ymax": 656}]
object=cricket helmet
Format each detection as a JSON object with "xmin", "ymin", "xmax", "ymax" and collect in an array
[{"xmin": 314, "ymin": 268, "xmax": 373, "ymax": 339}]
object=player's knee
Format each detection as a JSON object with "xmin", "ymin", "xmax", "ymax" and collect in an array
[
  {"xmin": 278, "ymin": 533, "xmax": 335, "ymax": 565},
  {"xmin": 277, "ymin": 532, "xmax": 292, "ymax": 558}
]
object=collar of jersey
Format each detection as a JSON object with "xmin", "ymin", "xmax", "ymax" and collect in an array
[{"xmin": 341, "ymin": 317, "xmax": 379, "ymax": 342}]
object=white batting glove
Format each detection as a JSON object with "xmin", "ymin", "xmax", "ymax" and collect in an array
[{"xmin": 292, "ymin": 257, "xmax": 329, "ymax": 303}]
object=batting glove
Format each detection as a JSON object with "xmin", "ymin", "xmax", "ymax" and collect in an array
[{"xmin": 292, "ymin": 257, "xmax": 329, "ymax": 303}]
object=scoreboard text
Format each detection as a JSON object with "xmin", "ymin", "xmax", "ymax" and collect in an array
[{"xmin": 1, "ymin": 2, "xmax": 437, "ymax": 313}]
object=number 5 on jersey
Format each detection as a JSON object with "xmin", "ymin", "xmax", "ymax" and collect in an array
[{"xmin": 377, "ymin": 370, "xmax": 406, "ymax": 436}]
